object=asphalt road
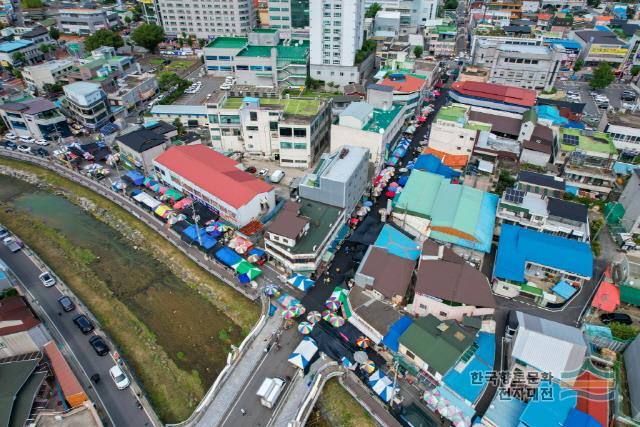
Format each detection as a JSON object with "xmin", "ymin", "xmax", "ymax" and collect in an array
[{"xmin": 0, "ymin": 245, "xmax": 155, "ymax": 427}]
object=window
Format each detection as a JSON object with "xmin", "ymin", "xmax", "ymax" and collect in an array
[
  {"xmin": 250, "ymin": 111, "xmax": 257, "ymax": 121},
  {"xmin": 236, "ymin": 65, "xmax": 249, "ymax": 70},
  {"xmin": 218, "ymin": 55, "xmax": 231, "ymax": 61},
  {"xmin": 246, "ymin": 125, "xmax": 258, "ymax": 131},
  {"xmin": 269, "ymin": 121, "xmax": 278, "ymax": 131},
  {"xmin": 279, "ymin": 127, "xmax": 292, "ymax": 137},
  {"xmin": 205, "ymin": 55, "xmax": 218, "ymax": 60},
  {"xmin": 280, "ymin": 141, "xmax": 293, "ymax": 149},
  {"xmin": 293, "ymin": 128, "xmax": 306, "ymax": 138},
  {"xmin": 405, "ymin": 350, "xmax": 415, "ymax": 359},
  {"xmin": 293, "ymin": 142, "xmax": 307, "ymax": 149},
  {"xmin": 439, "ymin": 311, "xmax": 448, "ymax": 317},
  {"xmin": 208, "ymin": 115, "xmax": 219, "ymax": 123}
]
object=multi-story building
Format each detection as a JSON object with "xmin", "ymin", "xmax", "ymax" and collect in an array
[
  {"xmin": 540, "ymin": 0, "xmax": 586, "ymax": 10},
  {"xmin": 377, "ymin": 73, "xmax": 429, "ymax": 116},
  {"xmin": 62, "ymin": 82, "xmax": 113, "ymax": 130},
  {"xmin": 573, "ymin": 30, "xmax": 630, "ymax": 65},
  {"xmin": 207, "ymin": 95, "xmax": 332, "ymax": 168},
  {"xmin": 0, "ymin": 0, "xmax": 17, "ymax": 25},
  {"xmin": 267, "ymin": 0, "xmax": 309, "ymax": 31},
  {"xmin": 604, "ymin": 112, "xmax": 640, "ymax": 155},
  {"xmin": 0, "ymin": 40, "xmax": 44, "ymax": 66},
  {"xmin": 364, "ymin": 0, "xmax": 438, "ymax": 26},
  {"xmin": 16, "ymin": 25, "xmax": 53, "ymax": 47},
  {"xmin": 310, "ymin": 0, "xmax": 374, "ymax": 88},
  {"xmin": 204, "ymin": 31, "xmax": 308, "ymax": 88},
  {"xmin": 140, "ymin": 0, "xmax": 161, "ymax": 25},
  {"xmin": 557, "ymin": 128, "xmax": 618, "ymax": 199},
  {"xmin": 448, "ymin": 81, "xmax": 537, "ymax": 114},
  {"xmin": 55, "ymin": 8, "xmax": 121, "ymax": 35},
  {"xmin": 618, "ymin": 169, "xmax": 640, "ymax": 238},
  {"xmin": 470, "ymin": 35, "xmax": 542, "ymax": 65},
  {"xmin": 148, "ymin": 105, "xmax": 209, "ymax": 127},
  {"xmin": 107, "ymin": 73, "xmax": 159, "ymax": 110},
  {"xmin": 115, "ymin": 122, "xmax": 177, "ymax": 174},
  {"xmin": 485, "ymin": 0, "xmax": 522, "ymax": 19},
  {"xmin": 298, "ymin": 145, "xmax": 370, "ymax": 211},
  {"xmin": 157, "ymin": 0, "xmax": 255, "ymax": 38},
  {"xmin": 154, "ymin": 145, "xmax": 275, "ymax": 227},
  {"xmin": 0, "ymin": 98, "xmax": 72, "ymax": 141},
  {"xmin": 425, "ymin": 25, "xmax": 457, "ymax": 58},
  {"xmin": 22, "ymin": 59, "xmax": 77, "ymax": 92}
]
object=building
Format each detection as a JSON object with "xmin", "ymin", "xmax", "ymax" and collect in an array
[
  {"xmin": 604, "ymin": 112, "xmax": 640, "ymax": 154},
  {"xmin": 493, "ymin": 224, "xmax": 593, "ymax": 302},
  {"xmin": 354, "ymin": 246, "xmax": 416, "ymax": 304},
  {"xmin": 0, "ymin": 98, "xmax": 72, "ymax": 141},
  {"xmin": 624, "ymin": 335, "xmax": 640, "ymax": 423},
  {"xmin": 470, "ymin": 34, "xmax": 543, "ymax": 66},
  {"xmin": 398, "ymin": 315, "xmax": 475, "ymax": 382},
  {"xmin": 63, "ymin": 82, "xmax": 112, "ymax": 130},
  {"xmin": 208, "ymin": 96, "xmax": 331, "ymax": 168},
  {"xmin": 378, "ymin": 73, "xmax": 429, "ymax": 116},
  {"xmin": 267, "ymin": 0, "xmax": 309, "ymax": 31},
  {"xmin": 573, "ymin": 30, "xmax": 630, "ymax": 65},
  {"xmin": 298, "ymin": 145, "xmax": 370, "ymax": 211},
  {"xmin": 393, "ymin": 170, "xmax": 499, "ymax": 253},
  {"xmin": 22, "ymin": 59, "xmax": 76, "ymax": 92},
  {"xmin": 107, "ymin": 73, "xmax": 158, "ymax": 110},
  {"xmin": 448, "ymin": 81, "xmax": 537, "ymax": 114},
  {"xmin": 520, "ymin": 122, "xmax": 557, "ymax": 166},
  {"xmin": 330, "ymin": 101, "xmax": 406, "ymax": 166},
  {"xmin": 557, "ymin": 128, "xmax": 618, "ymax": 199},
  {"xmin": 509, "ymin": 311, "xmax": 587, "ymax": 384},
  {"xmin": 156, "ymin": 0, "xmax": 255, "ymax": 38},
  {"xmin": 617, "ymin": 169, "xmax": 640, "ymax": 238},
  {"xmin": 16, "ymin": 25, "xmax": 53, "ymax": 47},
  {"xmin": 364, "ymin": 0, "xmax": 437, "ymax": 26},
  {"xmin": 115, "ymin": 123, "xmax": 177, "ymax": 174},
  {"xmin": 411, "ymin": 240, "xmax": 496, "ymax": 320},
  {"xmin": 0, "ymin": 39, "xmax": 44, "ymax": 66},
  {"xmin": 0, "ymin": 296, "xmax": 49, "ymax": 358},
  {"xmin": 264, "ymin": 199, "xmax": 344, "ymax": 273},
  {"xmin": 148, "ymin": 105, "xmax": 209, "ymax": 127},
  {"xmin": 140, "ymin": 0, "xmax": 161, "ymax": 25},
  {"xmin": 55, "ymin": 8, "xmax": 120, "ymax": 34},
  {"xmin": 373, "ymin": 11, "xmax": 401, "ymax": 37},
  {"xmin": 496, "ymin": 188, "xmax": 590, "ymax": 241},
  {"xmin": 203, "ymin": 32, "xmax": 309, "ymax": 88},
  {"xmin": 516, "ymin": 170, "xmax": 565, "ymax": 198},
  {"xmin": 154, "ymin": 145, "xmax": 275, "ymax": 227},
  {"xmin": 425, "ymin": 25, "xmax": 457, "ymax": 58},
  {"xmin": 309, "ymin": 0, "xmax": 371, "ymax": 88}
]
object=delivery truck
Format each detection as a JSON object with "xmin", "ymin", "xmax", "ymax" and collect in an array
[{"xmin": 256, "ymin": 377, "xmax": 286, "ymax": 409}]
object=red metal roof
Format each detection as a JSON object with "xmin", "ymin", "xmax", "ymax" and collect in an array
[
  {"xmin": 0, "ymin": 296, "xmax": 40, "ymax": 336},
  {"xmin": 591, "ymin": 281, "xmax": 620, "ymax": 313},
  {"xmin": 154, "ymin": 145, "xmax": 273, "ymax": 209},
  {"xmin": 380, "ymin": 75, "xmax": 427, "ymax": 94},
  {"xmin": 573, "ymin": 370, "xmax": 611, "ymax": 427},
  {"xmin": 450, "ymin": 81, "xmax": 537, "ymax": 107},
  {"xmin": 44, "ymin": 341, "xmax": 88, "ymax": 406}
]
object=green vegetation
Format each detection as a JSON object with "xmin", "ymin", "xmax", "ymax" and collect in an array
[
  {"xmin": 413, "ymin": 45, "xmax": 423, "ymax": 59},
  {"xmin": 42, "ymin": 83, "xmax": 63, "ymax": 95},
  {"xmin": 541, "ymin": 87, "xmax": 557, "ymax": 94},
  {"xmin": 355, "ymin": 39, "xmax": 377, "ymax": 64},
  {"xmin": 365, "ymin": 2, "xmax": 382, "ymax": 18},
  {"xmin": 317, "ymin": 379, "xmax": 377, "ymax": 427},
  {"xmin": 131, "ymin": 23, "xmax": 166, "ymax": 53},
  {"xmin": 159, "ymin": 73, "xmax": 190, "ymax": 105},
  {"xmin": 573, "ymin": 58, "xmax": 584, "ymax": 72},
  {"xmin": 631, "ymin": 65, "xmax": 640, "ymax": 77},
  {"xmin": 444, "ymin": 0, "xmax": 458, "ymax": 9},
  {"xmin": 11, "ymin": 52, "xmax": 25, "ymax": 65},
  {"xmin": 590, "ymin": 62, "xmax": 615, "ymax": 90},
  {"xmin": 0, "ymin": 288, "xmax": 18, "ymax": 300},
  {"xmin": 173, "ymin": 118, "xmax": 185, "ymax": 136},
  {"xmin": 223, "ymin": 97, "xmax": 322, "ymax": 116},
  {"xmin": 149, "ymin": 58, "xmax": 164, "ymax": 65},
  {"xmin": 20, "ymin": 0, "xmax": 43, "ymax": 8},
  {"xmin": 84, "ymin": 29, "xmax": 124, "ymax": 52},
  {"xmin": 48, "ymin": 27, "xmax": 60, "ymax": 40},
  {"xmin": 609, "ymin": 322, "xmax": 640, "ymax": 341},
  {"xmin": 494, "ymin": 170, "xmax": 516, "ymax": 195},
  {"xmin": 165, "ymin": 59, "xmax": 195, "ymax": 73}
]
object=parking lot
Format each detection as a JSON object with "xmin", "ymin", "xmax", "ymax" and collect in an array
[
  {"xmin": 555, "ymin": 80, "xmax": 639, "ymax": 116},
  {"xmin": 175, "ymin": 75, "xmax": 227, "ymax": 105}
]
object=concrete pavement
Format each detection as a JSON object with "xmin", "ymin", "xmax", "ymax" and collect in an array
[{"xmin": 0, "ymin": 245, "xmax": 157, "ymax": 427}]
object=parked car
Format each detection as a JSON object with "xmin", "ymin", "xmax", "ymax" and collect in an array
[
  {"xmin": 17, "ymin": 145, "xmax": 31, "ymax": 153},
  {"xmin": 39, "ymin": 271, "xmax": 56, "ymax": 287},
  {"xmin": 245, "ymin": 166, "xmax": 257, "ymax": 174},
  {"xmin": 5, "ymin": 132, "xmax": 16, "ymax": 140},
  {"xmin": 270, "ymin": 169, "xmax": 285, "ymax": 183},
  {"xmin": 73, "ymin": 314, "xmax": 94, "ymax": 334},
  {"xmin": 89, "ymin": 335, "xmax": 110, "ymax": 356},
  {"xmin": 2, "ymin": 141, "xmax": 17, "ymax": 150},
  {"xmin": 3, "ymin": 236, "xmax": 23, "ymax": 252},
  {"xmin": 257, "ymin": 168, "xmax": 269, "ymax": 177},
  {"xmin": 109, "ymin": 365, "xmax": 131, "ymax": 390},
  {"xmin": 600, "ymin": 312, "xmax": 632, "ymax": 325},
  {"xmin": 622, "ymin": 91, "xmax": 637, "ymax": 101},
  {"xmin": 35, "ymin": 139, "xmax": 49, "ymax": 146},
  {"xmin": 19, "ymin": 135, "xmax": 35, "ymax": 144},
  {"xmin": 58, "ymin": 296, "xmax": 76, "ymax": 312},
  {"xmin": 35, "ymin": 147, "xmax": 49, "ymax": 157},
  {"xmin": 0, "ymin": 225, "xmax": 8, "ymax": 239}
]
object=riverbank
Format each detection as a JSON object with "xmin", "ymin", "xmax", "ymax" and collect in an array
[
  {"xmin": 315, "ymin": 378, "xmax": 377, "ymax": 427},
  {"xmin": 0, "ymin": 159, "xmax": 261, "ymax": 423}
]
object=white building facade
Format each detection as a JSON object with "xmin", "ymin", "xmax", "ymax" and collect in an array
[{"xmin": 157, "ymin": 0, "xmax": 256, "ymax": 38}]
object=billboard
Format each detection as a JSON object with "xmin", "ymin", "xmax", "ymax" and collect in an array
[{"xmin": 590, "ymin": 45, "xmax": 629, "ymax": 57}]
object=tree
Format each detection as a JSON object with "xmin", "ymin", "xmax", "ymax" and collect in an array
[
  {"xmin": 198, "ymin": 38, "xmax": 207, "ymax": 48},
  {"xmin": 573, "ymin": 58, "xmax": 584, "ymax": 72},
  {"xmin": 84, "ymin": 29, "xmax": 124, "ymax": 51},
  {"xmin": 589, "ymin": 62, "xmax": 615, "ymax": 90},
  {"xmin": 43, "ymin": 83, "xmax": 63, "ymax": 94},
  {"xmin": 20, "ymin": 0, "xmax": 43, "ymax": 8},
  {"xmin": 365, "ymin": 2, "xmax": 382, "ymax": 18},
  {"xmin": 444, "ymin": 0, "xmax": 458, "ymax": 9},
  {"xmin": 11, "ymin": 52, "xmax": 25, "ymax": 65},
  {"xmin": 609, "ymin": 322, "xmax": 639, "ymax": 341},
  {"xmin": 131, "ymin": 23, "xmax": 165, "ymax": 53},
  {"xmin": 49, "ymin": 27, "xmax": 60, "ymax": 40},
  {"xmin": 39, "ymin": 44, "xmax": 51, "ymax": 54},
  {"xmin": 413, "ymin": 45, "xmax": 423, "ymax": 59},
  {"xmin": 173, "ymin": 118, "xmax": 185, "ymax": 136},
  {"xmin": 157, "ymin": 71, "xmax": 183, "ymax": 91},
  {"xmin": 587, "ymin": 0, "xmax": 600, "ymax": 8},
  {"xmin": 124, "ymin": 15, "xmax": 132, "ymax": 24},
  {"xmin": 631, "ymin": 65, "xmax": 640, "ymax": 77},
  {"xmin": 186, "ymin": 37, "xmax": 193, "ymax": 48}
]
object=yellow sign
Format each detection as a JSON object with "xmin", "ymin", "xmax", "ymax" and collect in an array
[{"xmin": 590, "ymin": 46, "xmax": 629, "ymax": 56}]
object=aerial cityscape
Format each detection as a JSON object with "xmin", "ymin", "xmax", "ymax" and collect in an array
[{"xmin": 0, "ymin": 0, "xmax": 640, "ymax": 426}]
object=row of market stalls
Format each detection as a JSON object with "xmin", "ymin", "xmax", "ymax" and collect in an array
[{"xmin": 214, "ymin": 246, "xmax": 264, "ymax": 284}]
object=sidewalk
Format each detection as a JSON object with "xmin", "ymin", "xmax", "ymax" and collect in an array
[{"xmin": 195, "ymin": 315, "xmax": 282, "ymax": 426}]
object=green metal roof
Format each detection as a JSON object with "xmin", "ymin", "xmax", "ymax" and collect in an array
[
  {"xmin": 395, "ymin": 170, "xmax": 442, "ymax": 217},
  {"xmin": 436, "ymin": 105, "xmax": 467, "ymax": 124},
  {"xmin": 290, "ymin": 199, "xmax": 342, "ymax": 254},
  {"xmin": 237, "ymin": 45, "xmax": 273, "ymax": 57},
  {"xmin": 362, "ymin": 104, "xmax": 404, "ymax": 133},
  {"xmin": 399, "ymin": 315, "xmax": 474, "ymax": 375},
  {"xmin": 0, "ymin": 360, "xmax": 38, "ymax": 427},
  {"xmin": 559, "ymin": 128, "xmax": 617, "ymax": 155},
  {"xmin": 207, "ymin": 37, "xmax": 248, "ymax": 49},
  {"xmin": 252, "ymin": 28, "xmax": 278, "ymax": 33}
]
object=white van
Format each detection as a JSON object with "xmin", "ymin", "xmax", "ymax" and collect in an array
[
  {"xmin": 256, "ymin": 377, "xmax": 286, "ymax": 409},
  {"xmin": 270, "ymin": 169, "xmax": 285, "ymax": 183}
]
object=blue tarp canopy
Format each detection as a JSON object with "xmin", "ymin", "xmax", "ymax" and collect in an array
[
  {"xmin": 519, "ymin": 381, "xmax": 577, "ymax": 427},
  {"xmin": 563, "ymin": 408, "xmax": 601, "ymax": 427},
  {"xmin": 381, "ymin": 316, "xmax": 413, "ymax": 351},
  {"xmin": 214, "ymin": 246, "xmax": 242, "ymax": 267},
  {"xmin": 125, "ymin": 170, "xmax": 145, "ymax": 185},
  {"xmin": 182, "ymin": 225, "xmax": 217, "ymax": 249},
  {"xmin": 397, "ymin": 175, "xmax": 409, "ymax": 187},
  {"xmin": 374, "ymin": 224, "xmax": 421, "ymax": 261},
  {"xmin": 100, "ymin": 122, "xmax": 119, "ymax": 135},
  {"xmin": 413, "ymin": 154, "xmax": 461, "ymax": 179},
  {"xmin": 551, "ymin": 280, "xmax": 577, "ymax": 300},
  {"xmin": 248, "ymin": 247, "xmax": 265, "ymax": 257},
  {"xmin": 368, "ymin": 370, "xmax": 396, "ymax": 403},
  {"xmin": 287, "ymin": 274, "xmax": 315, "ymax": 292},
  {"xmin": 288, "ymin": 337, "xmax": 318, "ymax": 369}
]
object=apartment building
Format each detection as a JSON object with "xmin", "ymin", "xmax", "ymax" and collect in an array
[
  {"xmin": 267, "ymin": 0, "xmax": 309, "ymax": 30},
  {"xmin": 62, "ymin": 82, "xmax": 113, "ymax": 130},
  {"xmin": 141, "ymin": 0, "xmax": 162, "ymax": 25},
  {"xmin": 486, "ymin": 44, "xmax": 564, "ymax": 91},
  {"xmin": 157, "ymin": 0, "xmax": 255, "ymax": 38},
  {"xmin": 0, "ymin": 40, "xmax": 44, "ymax": 66},
  {"xmin": 55, "ymin": 8, "xmax": 120, "ymax": 34},
  {"xmin": 22, "ymin": 59, "xmax": 76, "ymax": 91},
  {"xmin": 207, "ymin": 95, "xmax": 332, "ymax": 168},
  {"xmin": 0, "ymin": 98, "xmax": 72, "ymax": 141},
  {"xmin": 425, "ymin": 25, "xmax": 457, "ymax": 58},
  {"xmin": 364, "ymin": 0, "xmax": 438, "ymax": 26},
  {"xmin": 605, "ymin": 113, "xmax": 640, "ymax": 154}
]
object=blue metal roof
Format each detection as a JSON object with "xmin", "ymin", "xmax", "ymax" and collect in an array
[
  {"xmin": 381, "ymin": 316, "xmax": 413, "ymax": 351},
  {"xmin": 564, "ymin": 408, "xmax": 602, "ymax": 427},
  {"xmin": 544, "ymin": 38, "xmax": 582, "ymax": 50},
  {"xmin": 374, "ymin": 224, "xmax": 421, "ymax": 261},
  {"xmin": 551, "ymin": 279, "xmax": 577, "ymax": 300},
  {"xmin": 0, "ymin": 39, "xmax": 33, "ymax": 53},
  {"xmin": 483, "ymin": 394, "xmax": 527, "ymax": 427},
  {"xmin": 519, "ymin": 381, "xmax": 577, "ymax": 427},
  {"xmin": 494, "ymin": 224, "xmax": 593, "ymax": 282}
]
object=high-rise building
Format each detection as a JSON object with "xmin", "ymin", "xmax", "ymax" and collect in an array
[
  {"xmin": 157, "ymin": 0, "xmax": 256, "ymax": 38},
  {"xmin": 267, "ymin": 0, "xmax": 309, "ymax": 30},
  {"xmin": 363, "ymin": 0, "xmax": 437, "ymax": 26}
]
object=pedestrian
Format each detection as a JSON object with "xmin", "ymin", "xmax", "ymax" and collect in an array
[{"xmin": 240, "ymin": 408, "xmax": 247, "ymax": 416}]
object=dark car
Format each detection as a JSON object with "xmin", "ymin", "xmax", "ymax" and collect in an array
[
  {"xmin": 35, "ymin": 147, "xmax": 49, "ymax": 157},
  {"xmin": 3, "ymin": 140, "xmax": 17, "ymax": 150},
  {"xmin": 89, "ymin": 335, "xmax": 110, "ymax": 356},
  {"xmin": 73, "ymin": 314, "xmax": 94, "ymax": 334},
  {"xmin": 600, "ymin": 312, "xmax": 632, "ymax": 325},
  {"xmin": 622, "ymin": 91, "xmax": 637, "ymax": 101},
  {"xmin": 245, "ymin": 166, "xmax": 257, "ymax": 174},
  {"xmin": 58, "ymin": 296, "xmax": 76, "ymax": 312}
]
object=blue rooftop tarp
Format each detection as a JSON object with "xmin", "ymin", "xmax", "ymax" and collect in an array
[
  {"xmin": 442, "ymin": 332, "xmax": 495, "ymax": 404},
  {"xmin": 544, "ymin": 38, "xmax": 582, "ymax": 50},
  {"xmin": 248, "ymin": 247, "xmax": 265, "ymax": 257},
  {"xmin": 215, "ymin": 246, "xmax": 242, "ymax": 267},
  {"xmin": 182, "ymin": 224, "xmax": 217, "ymax": 249},
  {"xmin": 551, "ymin": 280, "xmax": 577, "ymax": 300},
  {"xmin": 125, "ymin": 170, "xmax": 145, "ymax": 185},
  {"xmin": 536, "ymin": 105, "xmax": 569, "ymax": 126},
  {"xmin": 374, "ymin": 224, "xmax": 421, "ymax": 261},
  {"xmin": 494, "ymin": 224, "xmax": 593, "ymax": 283},
  {"xmin": 519, "ymin": 381, "xmax": 577, "ymax": 427},
  {"xmin": 413, "ymin": 154, "xmax": 461, "ymax": 179},
  {"xmin": 563, "ymin": 408, "xmax": 602, "ymax": 427},
  {"xmin": 397, "ymin": 175, "xmax": 409, "ymax": 187},
  {"xmin": 614, "ymin": 162, "xmax": 637, "ymax": 175},
  {"xmin": 381, "ymin": 316, "xmax": 413, "ymax": 351},
  {"xmin": 100, "ymin": 122, "xmax": 119, "ymax": 136},
  {"xmin": 482, "ymin": 394, "xmax": 527, "ymax": 427}
]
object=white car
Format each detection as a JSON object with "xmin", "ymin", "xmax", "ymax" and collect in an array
[
  {"xmin": 39, "ymin": 271, "xmax": 56, "ymax": 287},
  {"xmin": 19, "ymin": 136, "xmax": 36, "ymax": 144},
  {"xmin": 220, "ymin": 84, "xmax": 232, "ymax": 90},
  {"xmin": 109, "ymin": 365, "xmax": 131, "ymax": 390},
  {"xmin": 5, "ymin": 132, "xmax": 16, "ymax": 140},
  {"xmin": 17, "ymin": 145, "xmax": 31, "ymax": 153},
  {"xmin": 35, "ymin": 139, "xmax": 49, "ymax": 146}
]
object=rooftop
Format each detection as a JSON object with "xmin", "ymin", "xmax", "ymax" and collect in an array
[
  {"xmin": 358, "ymin": 246, "xmax": 415, "ymax": 299},
  {"xmin": 237, "ymin": 45, "xmax": 273, "ymax": 57},
  {"xmin": 518, "ymin": 170, "xmax": 565, "ymax": 191},
  {"xmin": 301, "ymin": 146, "xmax": 369, "ymax": 187},
  {"xmin": 349, "ymin": 288, "xmax": 402, "ymax": 340},
  {"xmin": 559, "ymin": 128, "xmax": 617, "ymax": 155},
  {"xmin": 287, "ymin": 198, "xmax": 342, "ymax": 255},
  {"xmin": 116, "ymin": 129, "xmax": 166, "ymax": 153},
  {"xmin": 206, "ymin": 36, "xmax": 248, "ymax": 49},
  {"xmin": 24, "ymin": 59, "xmax": 75, "ymax": 71},
  {"xmin": 575, "ymin": 30, "xmax": 627, "ymax": 46},
  {"xmin": 267, "ymin": 200, "xmax": 309, "ymax": 240},
  {"xmin": 379, "ymin": 74, "xmax": 427, "ymax": 93},
  {"xmin": 222, "ymin": 97, "xmax": 322, "ymax": 116},
  {"xmin": 519, "ymin": 382, "xmax": 577, "ymax": 427},
  {"xmin": 154, "ymin": 145, "xmax": 273, "ymax": 209},
  {"xmin": 363, "ymin": 104, "xmax": 404, "ymax": 133},
  {"xmin": 450, "ymin": 81, "xmax": 537, "ymax": 107},
  {"xmin": 374, "ymin": 224, "xmax": 421, "ymax": 261},
  {"xmin": 0, "ymin": 359, "xmax": 43, "ymax": 427},
  {"xmin": 150, "ymin": 104, "xmax": 208, "ymax": 116},
  {"xmin": 0, "ymin": 39, "xmax": 33, "ymax": 52},
  {"xmin": 63, "ymin": 81, "xmax": 101, "ymax": 97}
]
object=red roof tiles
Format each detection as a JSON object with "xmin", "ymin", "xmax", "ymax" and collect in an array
[
  {"xmin": 450, "ymin": 81, "xmax": 537, "ymax": 107},
  {"xmin": 154, "ymin": 145, "xmax": 273, "ymax": 209},
  {"xmin": 380, "ymin": 75, "xmax": 427, "ymax": 94},
  {"xmin": 573, "ymin": 370, "xmax": 611, "ymax": 427},
  {"xmin": 0, "ymin": 296, "xmax": 40, "ymax": 336},
  {"xmin": 591, "ymin": 281, "xmax": 620, "ymax": 313}
]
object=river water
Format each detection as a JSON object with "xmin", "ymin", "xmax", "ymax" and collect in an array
[{"xmin": 0, "ymin": 174, "xmax": 241, "ymax": 386}]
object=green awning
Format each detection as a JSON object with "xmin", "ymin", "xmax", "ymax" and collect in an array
[{"xmin": 520, "ymin": 283, "xmax": 543, "ymax": 297}]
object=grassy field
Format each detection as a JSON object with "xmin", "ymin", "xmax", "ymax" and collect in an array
[
  {"xmin": 149, "ymin": 58, "xmax": 164, "ymax": 65},
  {"xmin": 223, "ymin": 97, "xmax": 322, "ymax": 116},
  {"xmin": 316, "ymin": 378, "xmax": 377, "ymax": 427},
  {"xmin": 166, "ymin": 59, "xmax": 196, "ymax": 73}
]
